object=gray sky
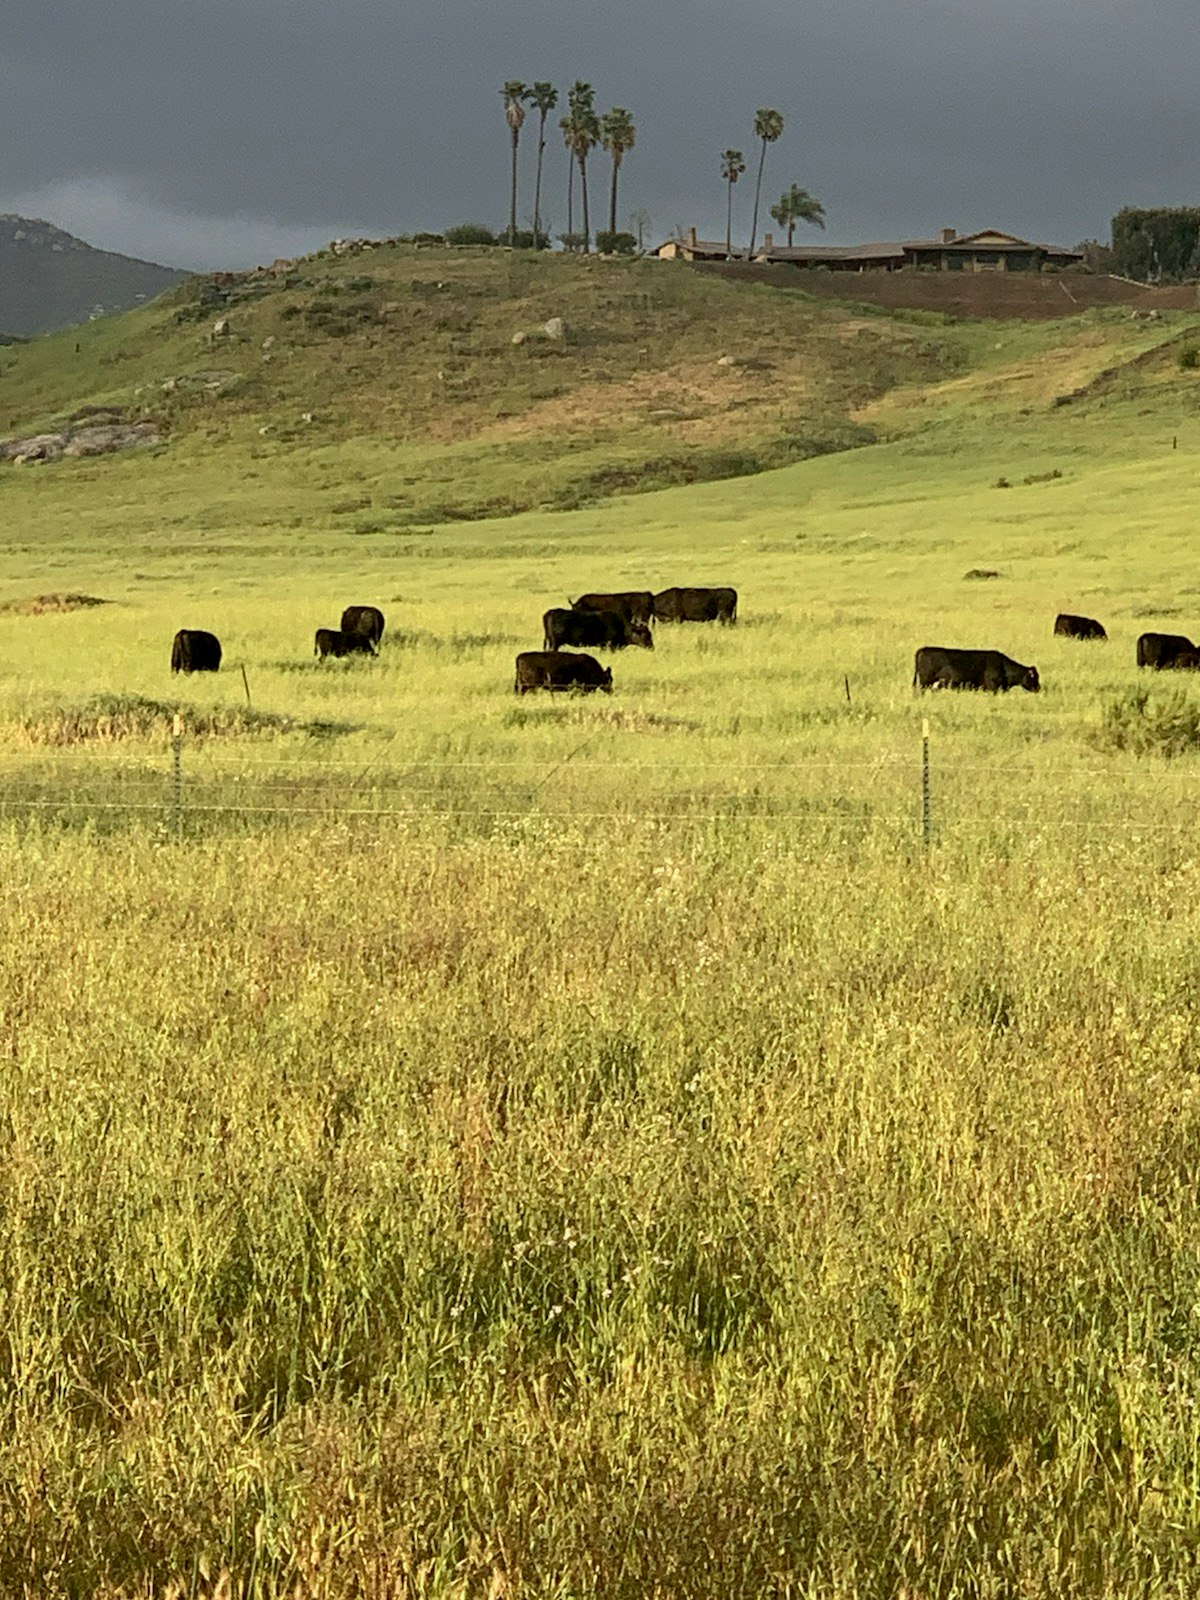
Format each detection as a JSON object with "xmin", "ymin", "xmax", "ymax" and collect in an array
[{"xmin": 2, "ymin": 0, "xmax": 1197, "ymax": 270}]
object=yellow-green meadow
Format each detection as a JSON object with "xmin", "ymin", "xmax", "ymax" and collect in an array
[{"xmin": 4, "ymin": 253, "xmax": 1200, "ymax": 1594}]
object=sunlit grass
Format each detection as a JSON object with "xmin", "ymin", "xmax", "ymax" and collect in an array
[{"xmin": 4, "ymin": 273, "xmax": 1200, "ymax": 1592}]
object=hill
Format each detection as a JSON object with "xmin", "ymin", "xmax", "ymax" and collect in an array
[
  {"xmin": 0, "ymin": 215, "xmax": 188, "ymax": 336},
  {"xmin": 1, "ymin": 241, "xmax": 1197, "ymax": 524}
]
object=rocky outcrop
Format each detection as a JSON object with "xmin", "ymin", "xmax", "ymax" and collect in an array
[{"xmin": 1, "ymin": 418, "xmax": 163, "ymax": 465}]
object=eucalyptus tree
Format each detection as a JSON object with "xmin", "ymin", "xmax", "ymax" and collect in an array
[
  {"xmin": 601, "ymin": 107, "xmax": 637, "ymax": 237},
  {"xmin": 528, "ymin": 82, "xmax": 558, "ymax": 246},
  {"xmin": 720, "ymin": 149, "xmax": 746, "ymax": 258},
  {"xmin": 501, "ymin": 81, "xmax": 530, "ymax": 246},
  {"xmin": 768, "ymin": 184, "xmax": 826, "ymax": 247},
  {"xmin": 748, "ymin": 107, "xmax": 784, "ymax": 255}
]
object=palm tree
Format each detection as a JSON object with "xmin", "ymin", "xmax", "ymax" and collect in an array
[
  {"xmin": 528, "ymin": 82, "xmax": 558, "ymax": 247},
  {"xmin": 501, "ymin": 81, "xmax": 529, "ymax": 246},
  {"xmin": 563, "ymin": 81, "xmax": 601, "ymax": 252},
  {"xmin": 748, "ymin": 108, "xmax": 784, "ymax": 256},
  {"xmin": 559, "ymin": 110, "xmax": 575, "ymax": 244},
  {"xmin": 768, "ymin": 184, "xmax": 826, "ymax": 248},
  {"xmin": 720, "ymin": 149, "xmax": 746, "ymax": 258},
  {"xmin": 601, "ymin": 108, "xmax": 637, "ymax": 238}
]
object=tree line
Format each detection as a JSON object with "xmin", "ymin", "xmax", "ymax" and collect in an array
[
  {"xmin": 1109, "ymin": 207, "xmax": 1200, "ymax": 283},
  {"xmin": 497, "ymin": 86, "xmax": 824, "ymax": 257},
  {"xmin": 502, "ymin": 80, "xmax": 635, "ymax": 254}
]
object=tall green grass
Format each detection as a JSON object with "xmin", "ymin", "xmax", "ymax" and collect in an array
[
  {"xmin": 1, "ymin": 819, "xmax": 1200, "ymax": 1595},
  {"xmin": 4, "ymin": 278, "xmax": 1200, "ymax": 1591}
]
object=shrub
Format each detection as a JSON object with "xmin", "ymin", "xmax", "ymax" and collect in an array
[
  {"xmin": 1097, "ymin": 686, "xmax": 1200, "ymax": 758},
  {"xmin": 595, "ymin": 231, "xmax": 637, "ymax": 256},
  {"xmin": 445, "ymin": 223, "xmax": 496, "ymax": 247},
  {"xmin": 1178, "ymin": 344, "xmax": 1199, "ymax": 371},
  {"xmin": 507, "ymin": 229, "xmax": 551, "ymax": 251}
]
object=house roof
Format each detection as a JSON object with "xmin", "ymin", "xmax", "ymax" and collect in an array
[
  {"xmin": 651, "ymin": 236, "xmax": 740, "ymax": 256},
  {"xmin": 903, "ymin": 229, "xmax": 1081, "ymax": 256},
  {"xmin": 762, "ymin": 242, "xmax": 905, "ymax": 262}
]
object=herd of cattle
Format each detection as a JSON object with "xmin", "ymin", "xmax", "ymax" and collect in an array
[
  {"xmin": 912, "ymin": 612, "xmax": 1200, "ymax": 694},
  {"xmin": 515, "ymin": 586, "xmax": 737, "ymax": 693},
  {"xmin": 168, "ymin": 588, "xmax": 740, "ymax": 690},
  {"xmin": 168, "ymin": 598, "xmax": 1200, "ymax": 697}
]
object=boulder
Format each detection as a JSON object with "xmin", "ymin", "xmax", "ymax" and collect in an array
[
  {"xmin": 1, "ymin": 421, "xmax": 162, "ymax": 465},
  {"xmin": 542, "ymin": 317, "xmax": 566, "ymax": 341}
]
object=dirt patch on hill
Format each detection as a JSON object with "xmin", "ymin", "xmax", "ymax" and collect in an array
[
  {"xmin": 1, "ymin": 593, "xmax": 111, "ymax": 615},
  {"xmin": 696, "ymin": 263, "xmax": 1200, "ymax": 321}
]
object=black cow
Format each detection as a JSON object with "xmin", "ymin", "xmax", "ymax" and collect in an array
[
  {"xmin": 341, "ymin": 604, "xmax": 385, "ymax": 647},
  {"xmin": 315, "ymin": 627, "xmax": 376, "ymax": 659},
  {"xmin": 914, "ymin": 646, "xmax": 1040, "ymax": 693},
  {"xmin": 653, "ymin": 586, "xmax": 738, "ymax": 624},
  {"xmin": 571, "ymin": 591, "xmax": 655, "ymax": 627},
  {"xmin": 514, "ymin": 651, "xmax": 613, "ymax": 693},
  {"xmin": 543, "ymin": 608, "xmax": 653, "ymax": 651},
  {"xmin": 171, "ymin": 629, "xmax": 222, "ymax": 673},
  {"xmin": 1137, "ymin": 632, "xmax": 1197, "ymax": 670},
  {"xmin": 1055, "ymin": 613, "xmax": 1107, "ymax": 641}
]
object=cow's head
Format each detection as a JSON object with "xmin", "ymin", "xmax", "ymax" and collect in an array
[
  {"xmin": 1022, "ymin": 666, "xmax": 1040, "ymax": 692},
  {"xmin": 601, "ymin": 667, "xmax": 614, "ymax": 692},
  {"xmin": 629, "ymin": 623, "xmax": 654, "ymax": 650}
]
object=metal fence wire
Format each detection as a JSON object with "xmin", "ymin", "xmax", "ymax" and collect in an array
[{"xmin": 0, "ymin": 723, "xmax": 1196, "ymax": 845}]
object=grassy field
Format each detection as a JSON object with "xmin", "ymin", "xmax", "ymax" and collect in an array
[{"xmin": 5, "ymin": 260, "xmax": 1200, "ymax": 1594}]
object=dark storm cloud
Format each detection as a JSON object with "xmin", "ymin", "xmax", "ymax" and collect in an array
[{"xmin": 2, "ymin": 0, "xmax": 1198, "ymax": 268}]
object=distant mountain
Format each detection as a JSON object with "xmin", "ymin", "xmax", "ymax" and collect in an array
[{"xmin": 0, "ymin": 216, "xmax": 190, "ymax": 336}]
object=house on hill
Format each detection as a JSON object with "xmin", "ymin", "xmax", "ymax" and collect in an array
[{"xmin": 653, "ymin": 226, "xmax": 1082, "ymax": 273}]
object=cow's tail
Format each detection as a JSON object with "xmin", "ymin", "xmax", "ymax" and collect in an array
[{"xmin": 170, "ymin": 636, "xmax": 181, "ymax": 674}]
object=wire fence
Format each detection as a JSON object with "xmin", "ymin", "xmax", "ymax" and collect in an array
[{"xmin": 0, "ymin": 722, "xmax": 1197, "ymax": 850}]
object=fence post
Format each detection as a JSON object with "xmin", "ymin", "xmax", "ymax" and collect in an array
[
  {"xmin": 921, "ymin": 718, "xmax": 932, "ymax": 851},
  {"xmin": 173, "ymin": 713, "xmax": 184, "ymax": 841}
]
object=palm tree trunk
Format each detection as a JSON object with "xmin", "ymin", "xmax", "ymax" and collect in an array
[
  {"xmin": 509, "ymin": 130, "xmax": 520, "ymax": 245},
  {"xmin": 788, "ymin": 219, "xmax": 795, "ymax": 248},
  {"xmin": 726, "ymin": 181, "xmax": 733, "ymax": 258},
  {"xmin": 566, "ymin": 152, "xmax": 574, "ymax": 244},
  {"xmin": 579, "ymin": 155, "xmax": 590, "ymax": 252},
  {"xmin": 749, "ymin": 137, "xmax": 767, "ymax": 256},
  {"xmin": 533, "ymin": 115, "xmax": 547, "ymax": 244},
  {"xmin": 609, "ymin": 156, "xmax": 619, "ymax": 237}
]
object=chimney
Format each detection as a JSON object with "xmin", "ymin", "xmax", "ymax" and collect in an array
[
  {"xmin": 688, "ymin": 226, "xmax": 698, "ymax": 249},
  {"xmin": 941, "ymin": 227, "xmax": 957, "ymax": 244},
  {"xmin": 763, "ymin": 231, "xmax": 774, "ymax": 253}
]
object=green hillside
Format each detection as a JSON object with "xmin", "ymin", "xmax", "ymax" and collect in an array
[{"xmin": 3, "ymin": 243, "xmax": 1198, "ymax": 523}]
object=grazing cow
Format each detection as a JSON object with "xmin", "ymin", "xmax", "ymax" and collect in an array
[
  {"xmin": 571, "ymin": 591, "xmax": 655, "ymax": 627},
  {"xmin": 340, "ymin": 604, "xmax": 385, "ymax": 647},
  {"xmin": 914, "ymin": 646, "xmax": 1040, "ymax": 693},
  {"xmin": 543, "ymin": 607, "xmax": 653, "ymax": 651},
  {"xmin": 1055, "ymin": 613, "xmax": 1107, "ymax": 641},
  {"xmin": 170, "ymin": 629, "xmax": 222, "ymax": 673},
  {"xmin": 1137, "ymin": 632, "xmax": 1197, "ymax": 670},
  {"xmin": 315, "ymin": 627, "xmax": 376, "ymax": 659},
  {"xmin": 514, "ymin": 651, "xmax": 613, "ymax": 693},
  {"xmin": 653, "ymin": 586, "xmax": 738, "ymax": 624}
]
